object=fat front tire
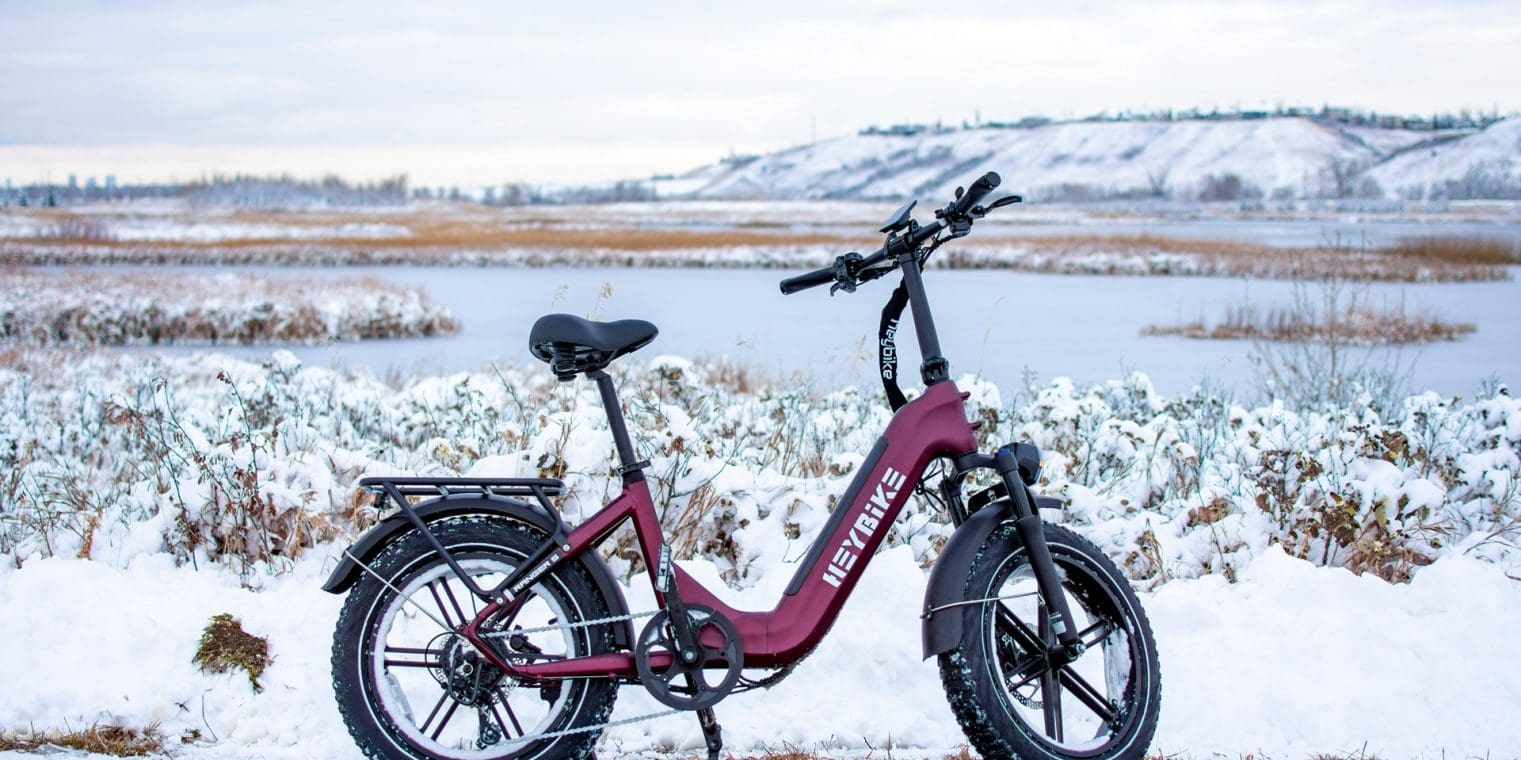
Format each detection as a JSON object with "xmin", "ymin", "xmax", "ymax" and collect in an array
[
  {"xmin": 331, "ymin": 516, "xmax": 618, "ymax": 760},
  {"xmin": 939, "ymin": 523, "xmax": 1161, "ymax": 760}
]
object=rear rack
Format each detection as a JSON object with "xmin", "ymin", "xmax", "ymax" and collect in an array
[
  {"xmin": 357, "ymin": 476, "xmax": 565, "ymax": 500},
  {"xmin": 357, "ymin": 475, "xmax": 572, "ymax": 602}
]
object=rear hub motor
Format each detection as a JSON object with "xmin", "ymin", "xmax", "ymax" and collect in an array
[{"xmin": 428, "ymin": 633, "xmax": 506, "ymax": 708}]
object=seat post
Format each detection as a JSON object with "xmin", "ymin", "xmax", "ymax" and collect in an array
[{"xmin": 586, "ymin": 369, "xmax": 645, "ymax": 482}]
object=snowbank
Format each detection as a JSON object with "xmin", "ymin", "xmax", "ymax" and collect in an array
[{"xmin": 0, "ymin": 545, "xmax": 1516, "ymax": 758}]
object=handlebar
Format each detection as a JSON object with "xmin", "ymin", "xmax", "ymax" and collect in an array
[
  {"xmin": 778, "ymin": 169, "xmax": 1008, "ymax": 296},
  {"xmin": 948, "ymin": 171, "xmax": 1001, "ymax": 217},
  {"xmin": 778, "ymin": 266, "xmax": 837, "ymax": 295}
]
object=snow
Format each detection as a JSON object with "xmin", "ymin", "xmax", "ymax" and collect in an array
[
  {"xmin": 1368, "ymin": 119, "xmax": 1521, "ymax": 200},
  {"xmin": 682, "ymin": 117, "xmax": 1521, "ymax": 203},
  {"xmin": 1, "ymin": 351, "xmax": 1518, "ymax": 756},
  {"xmin": 1, "ymin": 544, "xmax": 1517, "ymax": 758}
]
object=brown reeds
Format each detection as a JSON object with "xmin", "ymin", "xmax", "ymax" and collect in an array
[
  {"xmin": 1143, "ymin": 303, "xmax": 1476, "ymax": 345},
  {"xmin": 3, "ymin": 206, "xmax": 1516, "ymax": 282},
  {"xmin": 1385, "ymin": 235, "xmax": 1520, "ymax": 266}
]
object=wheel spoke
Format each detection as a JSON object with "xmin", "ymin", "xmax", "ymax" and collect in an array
[
  {"xmin": 439, "ymin": 578, "xmax": 470, "ymax": 627},
  {"xmin": 1039, "ymin": 607, "xmax": 1064, "ymax": 741},
  {"xmin": 1041, "ymin": 669, "xmax": 1064, "ymax": 739},
  {"xmin": 427, "ymin": 580, "xmax": 460, "ymax": 629},
  {"xmin": 492, "ymin": 689, "xmax": 525, "ymax": 737},
  {"xmin": 1077, "ymin": 619, "xmax": 1115, "ymax": 650},
  {"xmin": 383, "ymin": 645, "xmax": 444, "ymax": 669},
  {"xmin": 418, "ymin": 690, "xmax": 450, "ymax": 735},
  {"xmin": 994, "ymin": 603, "xmax": 1046, "ymax": 658},
  {"xmin": 1058, "ymin": 666, "xmax": 1119, "ymax": 725},
  {"xmin": 429, "ymin": 698, "xmax": 461, "ymax": 741},
  {"xmin": 1006, "ymin": 657, "xmax": 1053, "ymax": 691},
  {"xmin": 384, "ymin": 658, "xmax": 442, "ymax": 668}
]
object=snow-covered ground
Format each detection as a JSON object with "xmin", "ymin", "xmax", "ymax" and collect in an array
[
  {"xmin": 1, "ymin": 542, "xmax": 1517, "ymax": 758},
  {"xmin": 1, "ymin": 351, "xmax": 1517, "ymax": 757}
]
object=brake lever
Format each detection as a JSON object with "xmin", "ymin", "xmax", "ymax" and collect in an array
[
  {"xmin": 972, "ymin": 194, "xmax": 1024, "ymax": 218},
  {"xmin": 828, "ymin": 252, "xmax": 864, "ymax": 296}
]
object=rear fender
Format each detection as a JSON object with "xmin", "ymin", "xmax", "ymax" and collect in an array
[{"xmin": 321, "ymin": 494, "xmax": 634, "ymax": 649}]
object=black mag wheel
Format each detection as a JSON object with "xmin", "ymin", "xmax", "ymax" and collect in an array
[
  {"xmin": 331, "ymin": 516, "xmax": 618, "ymax": 760},
  {"xmin": 939, "ymin": 523, "xmax": 1161, "ymax": 760}
]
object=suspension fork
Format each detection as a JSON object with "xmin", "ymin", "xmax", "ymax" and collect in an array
[{"xmin": 993, "ymin": 448, "xmax": 1084, "ymax": 659}]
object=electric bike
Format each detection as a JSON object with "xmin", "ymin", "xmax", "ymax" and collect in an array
[{"xmin": 323, "ymin": 171, "xmax": 1162, "ymax": 759}]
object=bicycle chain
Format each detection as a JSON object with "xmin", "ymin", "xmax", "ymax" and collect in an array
[
  {"xmin": 476, "ymin": 609, "xmax": 680, "ymax": 746},
  {"xmin": 480, "ymin": 609, "xmax": 658, "ymax": 639},
  {"xmin": 488, "ymin": 704, "xmax": 685, "ymax": 747}
]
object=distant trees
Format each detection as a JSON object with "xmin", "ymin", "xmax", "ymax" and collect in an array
[
  {"xmin": 1197, "ymin": 173, "xmax": 1263, "ymax": 202},
  {"xmin": 184, "ymin": 174, "xmax": 409, "ymax": 208},
  {"xmin": 2, "ymin": 173, "xmax": 409, "ymax": 209},
  {"xmin": 1436, "ymin": 160, "xmax": 1521, "ymax": 200}
]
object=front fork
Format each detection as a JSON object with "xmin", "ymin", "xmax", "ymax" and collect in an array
[{"xmin": 993, "ymin": 448, "xmax": 1085, "ymax": 663}]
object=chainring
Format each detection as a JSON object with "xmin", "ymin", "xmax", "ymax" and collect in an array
[{"xmin": 633, "ymin": 604, "xmax": 743, "ymax": 711}]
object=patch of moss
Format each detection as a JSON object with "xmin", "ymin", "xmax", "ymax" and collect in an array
[{"xmin": 193, "ymin": 612, "xmax": 270, "ymax": 691}]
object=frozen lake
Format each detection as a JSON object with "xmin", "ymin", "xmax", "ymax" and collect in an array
[{"xmin": 137, "ymin": 264, "xmax": 1521, "ymax": 400}]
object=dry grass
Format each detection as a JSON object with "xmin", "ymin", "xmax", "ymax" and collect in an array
[
  {"xmin": 1143, "ymin": 302, "xmax": 1477, "ymax": 345},
  {"xmin": 11, "ymin": 208, "xmax": 867, "ymax": 251},
  {"xmin": 5, "ymin": 205, "xmax": 1515, "ymax": 282},
  {"xmin": 952, "ymin": 234, "xmax": 1514, "ymax": 282},
  {"xmin": 1386, "ymin": 235, "xmax": 1520, "ymax": 266},
  {"xmin": 0, "ymin": 723, "xmax": 166, "ymax": 755},
  {"xmin": 192, "ymin": 613, "xmax": 271, "ymax": 691}
]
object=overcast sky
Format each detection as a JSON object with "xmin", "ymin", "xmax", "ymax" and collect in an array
[{"xmin": 2, "ymin": 0, "xmax": 1516, "ymax": 187}]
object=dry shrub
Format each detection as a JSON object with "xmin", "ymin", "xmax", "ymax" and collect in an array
[
  {"xmin": 0, "ymin": 723, "xmax": 166, "ymax": 755},
  {"xmin": 193, "ymin": 613, "xmax": 271, "ymax": 691},
  {"xmin": 1, "ymin": 269, "xmax": 458, "ymax": 346}
]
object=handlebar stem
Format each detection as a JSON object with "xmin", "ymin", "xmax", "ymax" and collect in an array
[{"xmin": 896, "ymin": 250, "xmax": 949, "ymax": 385}]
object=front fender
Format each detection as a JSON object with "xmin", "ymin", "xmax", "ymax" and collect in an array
[
  {"xmin": 920, "ymin": 500, "xmax": 1012, "ymax": 659},
  {"xmin": 321, "ymin": 494, "xmax": 634, "ymax": 649}
]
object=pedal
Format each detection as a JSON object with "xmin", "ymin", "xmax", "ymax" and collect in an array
[{"xmin": 696, "ymin": 707, "xmax": 723, "ymax": 760}]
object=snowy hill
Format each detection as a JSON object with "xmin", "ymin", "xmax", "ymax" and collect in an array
[{"xmin": 679, "ymin": 117, "xmax": 1521, "ymax": 202}]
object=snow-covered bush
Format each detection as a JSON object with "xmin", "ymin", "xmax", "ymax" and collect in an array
[
  {"xmin": 1, "ymin": 351, "xmax": 1516, "ymax": 587},
  {"xmin": 0, "ymin": 270, "xmax": 458, "ymax": 346}
]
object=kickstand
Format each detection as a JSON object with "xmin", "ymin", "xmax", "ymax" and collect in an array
[{"xmin": 696, "ymin": 707, "xmax": 724, "ymax": 760}]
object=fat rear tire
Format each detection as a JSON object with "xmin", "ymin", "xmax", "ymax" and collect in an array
[{"xmin": 331, "ymin": 516, "xmax": 618, "ymax": 759}]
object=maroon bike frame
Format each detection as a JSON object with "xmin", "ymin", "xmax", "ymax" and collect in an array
[{"xmin": 458, "ymin": 380, "xmax": 979, "ymax": 680}]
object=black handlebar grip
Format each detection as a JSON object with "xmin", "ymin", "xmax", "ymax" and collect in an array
[
  {"xmin": 950, "ymin": 171, "xmax": 1001, "ymax": 216},
  {"xmin": 779, "ymin": 266, "xmax": 836, "ymax": 295}
]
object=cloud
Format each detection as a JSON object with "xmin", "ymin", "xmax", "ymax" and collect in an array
[{"xmin": 2, "ymin": 0, "xmax": 1516, "ymax": 182}]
